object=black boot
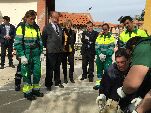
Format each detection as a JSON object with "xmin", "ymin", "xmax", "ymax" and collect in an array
[
  {"xmin": 14, "ymin": 74, "xmax": 22, "ymax": 91},
  {"xmin": 64, "ymin": 79, "xmax": 68, "ymax": 84},
  {"xmin": 0, "ymin": 65, "xmax": 4, "ymax": 69},
  {"xmin": 89, "ymin": 77, "xmax": 94, "ymax": 82},
  {"xmin": 70, "ymin": 78, "xmax": 75, "ymax": 83},
  {"xmin": 9, "ymin": 64, "xmax": 15, "ymax": 68},
  {"xmin": 32, "ymin": 90, "xmax": 44, "ymax": 97},
  {"xmin": 15, "ymin": 85, "xmax": 21, "ymax": 91},
  {"xmin": 24, "ymin": 93, "xmax": 36, "ymax": 101}
]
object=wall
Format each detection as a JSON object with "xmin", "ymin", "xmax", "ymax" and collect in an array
[
  {"xmin": 0, "ymin": 0, "xmax": 38, "ymax": 26},
  {"xmin": 143, "ymin": 0, "xmax": 151, "ymax": 35}
]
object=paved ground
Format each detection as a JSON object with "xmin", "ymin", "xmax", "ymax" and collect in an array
[{"xmin": 0, "ymin": 56, "xmax": 99, "ymax": 113}]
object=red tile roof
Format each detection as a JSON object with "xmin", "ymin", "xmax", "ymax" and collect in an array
[{"xmin": 59, "ymin": 12, "xmax": 93, "ymax": 26}]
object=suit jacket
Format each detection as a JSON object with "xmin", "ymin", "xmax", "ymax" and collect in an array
[
  {"xmin": 42, "ymin": 23, "xmax": 63, "ymax": 53},
  {"xmin": 0, "ymin": 23, "xmax": 16, "ymax": 45},
  {"xmin": 81, "ymin": 30, "xmax": 98, "ymax": 55}
]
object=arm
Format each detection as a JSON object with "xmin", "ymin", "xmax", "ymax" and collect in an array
[
  {"xmin": 123, "ymin": 65, "xmax": 149, "ymax": 94},
  {"xmin": 14, "ymin": 26, "xmax": 25, "ymax": 57},
  {"xmin": 99, "ymin": 70, "xmax": 113, "ymax": 98},
  {"xmin": 10, "ymin": 25, "xmax": 16, "ymax": 39},
  {"xmin": 41, "ymin": 26, "xmax": 48, "ymax": 48}
]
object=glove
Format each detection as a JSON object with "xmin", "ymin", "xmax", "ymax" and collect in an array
[
  {"xmin": 131, "ymin": 97, "xmax": 142, "ymax": 107},
  {"xmin": 21, "ymin": 56, "xmax": 28, "ymax": 64},
  {"xmin": 40, "ymin": 54, "xmax": 45, "ymax": 61},
  {"xmin": 99, "ymin": 53, "xmax": 106, "ymax": 61},
  {"xmin": 85, "ymin": 35, "xmax": 89, "ymax": 40},
  {"xmin": 117, "ymin": 86, "xmax": 126, "ymax": 98},
  {"xmin": 96, "ymin": 94, "xmax": 106, "ymax": 109}
]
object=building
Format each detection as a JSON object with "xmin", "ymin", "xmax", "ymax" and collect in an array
[{"xmin": 0, "ymin": 0, "xmax": 55, "ymax": 30}]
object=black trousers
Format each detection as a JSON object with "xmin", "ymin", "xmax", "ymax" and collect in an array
[
  {"xmin": 45, "ymin": 53, "xmax": 61, "ymax": 87},
  {"xmin": 82, "ymin": 53, "xmax": 95, "ymax": 78},
  {"xmin": 61, "ymin": 52, "xmax": 74, "ymax": 80},
  {"xmin": 1, "ymin": 43, "xmax": 13, "ymax": 66}
]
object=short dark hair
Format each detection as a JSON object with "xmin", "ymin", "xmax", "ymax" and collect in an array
[
  {"xmin": 86, "ymin": 21, "xmax": 93, "ymax": 26},
  {"xmin": 125, "ymin": 36, "xmax": 145, "ymax": 51},
  {"xmin": 120, "ymin": 16, "xmax": 133, "ymax": 23},
  {"xmin": 102, "ymin": 23, "xmax": 110, "ymax": 29},
  {"xmin": 3, "ymin": 16, "xmax": 10, "ymax": 21},
  {"xmin": 115, "ymin": 48, "xmax": 129, "ymax": 60}
]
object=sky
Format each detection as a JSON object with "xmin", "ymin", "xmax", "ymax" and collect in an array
[{"xmin": 56, "ymin": 0, "xmax": 146, "ymax": 24}]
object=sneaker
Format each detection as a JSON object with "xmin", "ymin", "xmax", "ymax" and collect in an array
[
  {"xmin": 32, "ymin": 90, "xmax": 44, "ymax": 97},
  {"xmin": 24, "ymin": 93, "xmax": 36, "ymax": 101}
]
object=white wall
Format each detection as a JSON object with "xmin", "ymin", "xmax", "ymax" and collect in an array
[{"xmin": 0, "ymin": 2, "xmax": 37, "ymax": 26}]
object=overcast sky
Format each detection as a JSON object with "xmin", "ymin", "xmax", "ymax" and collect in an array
[{"xmin": 56, "ymin": 0, "xmax": 146, "ymax": 24}]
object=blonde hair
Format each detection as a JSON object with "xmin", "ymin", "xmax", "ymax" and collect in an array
[{"xmin": 64, "ymin": 19, "xmax": 72, "ymax": 27}]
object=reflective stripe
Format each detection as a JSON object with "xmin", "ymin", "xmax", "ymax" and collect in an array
[
  {"xmin": 33, "ymin": 84, "xmax": 40, "ymax": 91},
  {"xmin": 22, "ymin": 84, "xmax": 33, "ymax": 93},
  {"xmin": 96, "ymin": 80, "xmax": 101, "ymax": 85},
  {"xmin": 120, "ymin": 29, "xmax": 148, "ymax": 43}
]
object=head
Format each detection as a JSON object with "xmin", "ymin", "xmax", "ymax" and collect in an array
[
  {"xmin": 86, "ymin": 21, "xmax": 93, "ymax": 32},
  {"xmin": 24, "ymin": 10, "xmax": 37, "ymax": 25},
  {"xmin": 115, "ymin": 48, "xmax": 130, "ymax": 71},
  {"xmin": 64, "ymin": 19, "xmax": 72, "ymax": 30},
  {"xmin": 49, "ymin": 11, "xmax": 60, "ymax": 24},
  {"xmin": 3, "ymin": 16, "xmax": 10, "ymax": 24},
  {"xmin": 125, "ymin": 36, "xmax": 145, "ymax": 55},
  {"xmin": 120, "ymin": 16, "xmax": 134, "ymax": 31},
  {"xmin": 102, "ymin": 23, "xmax": 110, "ymax": 35}
]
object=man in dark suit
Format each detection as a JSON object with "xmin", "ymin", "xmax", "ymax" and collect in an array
[
  {"xmin": 42, "ymin": 11, "xmax": 64, "ymax": 90},
  {"xmin": 80, "ymin": 21, "xmax": 98, "ymax": 82},
  {"xmin": 0, "ymin": 16, "xmax": 16, "ymax": 69}
]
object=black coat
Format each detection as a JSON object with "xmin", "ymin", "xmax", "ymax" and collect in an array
[
  {"xmin": 62, "ymin": 28, "xmax": 76, "ymax": 53},
  {"xmin": 81, "ymin": 30, "xmax": 98, "ymax": 55},
  {"xmin": 99, "ymin": 63, "xmax": 129, "ymax": 100},
  {"xmin": 0, "ymin": 24, "xmax": 16, "ymax": 45}
]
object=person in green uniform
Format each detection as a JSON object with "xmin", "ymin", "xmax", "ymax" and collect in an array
[
  {"xmin": 94, "ymin": 23, "xmax": 115, "ymax": 89},
  {"xmin": 14, "ymin": 10, "xmax": 44, "ymax": 100},
  {"xmin": 117, "ymin": 36, "xmax": 151, "ymax": 113},
  {"xmin": 118, "ymin": 16, "xmax": 148, "ymax": 48}
]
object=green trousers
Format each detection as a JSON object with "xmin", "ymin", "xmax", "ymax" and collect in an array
[
  {"xmin": 21, "ymin": 53, "xmax": 41, "ymax": 93},
  {"xmin": 95, "ymin": 56, "xmax": 112, "ymax": 79}
]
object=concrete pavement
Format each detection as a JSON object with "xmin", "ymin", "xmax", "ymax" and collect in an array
[{"xmin": 0, "ymin": 56, "xmax": 99, "ymax": 113}]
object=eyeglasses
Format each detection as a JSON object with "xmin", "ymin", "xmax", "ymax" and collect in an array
[
  {"xmin": 29, "ymin": 17, "xmax": 36, "ymax": 21},
  {"xmin": 102, "ymin": 29, "xmax": 108, "ymax": 31}
]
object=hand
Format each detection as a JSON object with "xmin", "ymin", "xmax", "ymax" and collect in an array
[
  {"xmin": 96, "ymin": 94, "xmax": 106, "ymax": 109},
  {"xmin": 21, "ymin": 56, "xmax": 28, "ymax": 64},
  {"xmin": 40, "ymin": 54, "xmax": 45, "ymax": 61},
  {"xmin": 99, "ymin": 53, "xmax": 106, "ymax": 61},
  {"xmin": 131, "ymin": 97, "xmax": 142, "ymax": 107},
  {"xmin": 117, "ymin": 86, "xmax": 126, "ymax": 98}
]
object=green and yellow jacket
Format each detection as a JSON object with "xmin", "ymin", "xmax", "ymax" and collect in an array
[
  {"xmin": 119, "ymin": 28, "xmax": 148, "ymax": 47},
  {"xmin": 95, "ymin": 32, "xmax": 115, "ymax": 57},
  {"xmin": 14, "ymin": 23, "xmax": 43, "ymax": 57}
]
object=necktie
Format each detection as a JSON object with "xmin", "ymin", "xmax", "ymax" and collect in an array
[{"xmin": 55, "ymin": 24, "xmax": 59, "ymax": 35}]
